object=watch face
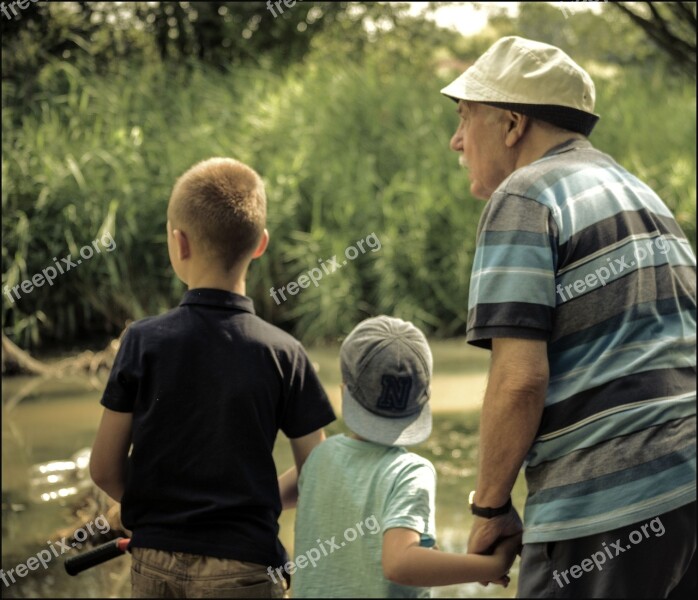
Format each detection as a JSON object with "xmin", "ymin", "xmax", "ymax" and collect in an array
[{"xmin": 468, "ymin": 490, "xmax": 476, "ymax": 505}]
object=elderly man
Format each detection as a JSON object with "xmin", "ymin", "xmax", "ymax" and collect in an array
[{"xmin": 441, "ymin": 36, "xmax": 696, "ymax": 598}]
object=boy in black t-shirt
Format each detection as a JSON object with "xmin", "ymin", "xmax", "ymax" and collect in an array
[{"xmin": 89, "ymin": 158, "xmax": 335, "ymax": 598}]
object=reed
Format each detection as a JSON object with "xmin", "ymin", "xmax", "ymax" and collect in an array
[{"xmin": 2, "ymin": 52, "xmax": 695, "ymax": 347}]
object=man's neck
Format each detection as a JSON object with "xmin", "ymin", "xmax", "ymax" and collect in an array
[{"xmin": 515, "ymin": 128, "xmax": 586, "ymax": 171}]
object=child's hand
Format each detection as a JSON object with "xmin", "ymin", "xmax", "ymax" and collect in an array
[
  {"xmin": 489, "ymin": 533, "xmax": 522, "ymax": 586},
  {"xmin": 493, "ymin": 532, "xmax": 522, "ymax": 566}
]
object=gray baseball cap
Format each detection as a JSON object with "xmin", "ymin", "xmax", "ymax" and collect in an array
[{"xmin": 340, "ymin": 316, "xmax": 432, "ymax": 447}]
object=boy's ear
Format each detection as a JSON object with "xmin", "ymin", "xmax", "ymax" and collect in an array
[
  {"xmin": 251, "ymin": 228, "xmax": 269, "ymax": 259},
  {"xmin": 173, "ymin": 228, "xmax": 191, "ymax": 260}
]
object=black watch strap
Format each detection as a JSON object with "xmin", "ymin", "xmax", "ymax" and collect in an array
[{"xmin": 469, "ymin": 494, "xmax": 512, "ymax": 518}]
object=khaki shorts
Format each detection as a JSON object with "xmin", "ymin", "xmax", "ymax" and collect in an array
[{"xmin": 130, "ymin": 547, "xmax": 287, "ymax": 598}]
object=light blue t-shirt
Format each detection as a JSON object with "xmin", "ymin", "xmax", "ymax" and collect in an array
[{"xmin": 292, "ymin": 434, "xmax": 437, "ymax": 598}]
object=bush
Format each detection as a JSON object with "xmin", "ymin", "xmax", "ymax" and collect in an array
[{"xmin": 2, "ymin": 49, "xmax": 695, "ymax": 348}]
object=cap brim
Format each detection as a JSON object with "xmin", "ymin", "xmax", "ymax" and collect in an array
[{"xmin": 342, "ymin": 386, "xmax": 432, "ymax": 447}]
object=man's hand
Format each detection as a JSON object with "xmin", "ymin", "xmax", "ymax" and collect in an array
[
  {"xmin": 468, "ymin": 506, "xmax": 523, "ymax": 586},
  {"xmin": 469, "ymin": 506, "xmax": 523, "ymax": 554}
]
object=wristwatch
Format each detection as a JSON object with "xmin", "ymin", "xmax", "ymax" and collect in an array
[{"xmin": 468, "ymin": 490, "xmax": 512, "ymax": 518}]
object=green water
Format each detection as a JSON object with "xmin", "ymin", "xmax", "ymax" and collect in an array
[{"xmin": 2, "ymin": 343, "xmax": 526, "ymax": 598}]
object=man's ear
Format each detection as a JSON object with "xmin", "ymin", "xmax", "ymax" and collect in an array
[
  {"xmin": 504, "ymin": 111, "xmax": 529, "ymax": 148},
  {"xmin": 173, "ymin": 228, "xmax": 191, "ymax": 260},
  {"xmin": 251, "ymin": 228, "xmax": 269, "ymax": 259}
]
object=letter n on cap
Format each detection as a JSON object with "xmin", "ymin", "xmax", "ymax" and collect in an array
[{"xmin": 377, "ymin": 375, "xmax": 412, "ymax": 412}]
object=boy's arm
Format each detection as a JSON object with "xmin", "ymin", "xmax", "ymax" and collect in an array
[
  {"xmin": 278, "ymin": 428, "xmax": 326, "ymax": 510},
  {"xmin": 89, "ymin": 408, "xmax": 133, "ymax": 502},
  {"xmin": 382, "ymin": 527, "xmax": 520, "ymax": 588}
]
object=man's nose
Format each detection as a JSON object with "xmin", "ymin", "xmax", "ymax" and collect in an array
[{"xmin": 450, "ymin": 130, "xmax": 462, "ymax": 152}]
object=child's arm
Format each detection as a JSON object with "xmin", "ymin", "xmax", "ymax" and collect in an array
[
  {"xmin": 89, "ymin": 408, "xmax": 133, "ymax": 502},
  {"xmin": 382, "ymin": 527, "xmax": 520, "ymax": 588},
  {"xmin": 278, "ymin": 428, "xmax": 326, "ymax": 509}
]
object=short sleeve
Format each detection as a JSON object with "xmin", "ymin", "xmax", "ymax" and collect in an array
[
  {"xmin": 382, "ymin": 458, "xmax": 436, "ymax": 546},
  {"xmin": 467, "ymin": 193, "xmax": 557, "ymax": 349},
  {"xmin": 279, "ymin": 343, "xmax": 336, "ymax": 438},
  {"xmin": 101, "ymin": 326, "xmax": 141, "ymax": 412}
]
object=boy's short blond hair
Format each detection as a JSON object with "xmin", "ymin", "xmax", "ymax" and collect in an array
[{"xmin": 168, "ymin": 158, "xmax": 266, "ymax": 271}]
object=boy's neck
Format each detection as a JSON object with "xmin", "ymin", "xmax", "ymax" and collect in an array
[{"xmin": 185, "ymin": 263, "xmax": 248, "ymax": 296}]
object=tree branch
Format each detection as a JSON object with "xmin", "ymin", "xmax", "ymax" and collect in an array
[{"xmin": 610, "ymin": 2, "xmax": 696, "ymax": 74}]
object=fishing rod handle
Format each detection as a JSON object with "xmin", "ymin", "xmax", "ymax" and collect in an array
[{"xmin": 65, "ymin": 537, "xmax": 130, "ymax": 576}]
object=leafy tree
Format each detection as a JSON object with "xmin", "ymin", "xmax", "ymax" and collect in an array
[
  {"xmin": 610, "ymin": 2, "xmax": 696, "ymax": 77},
  {"xmin": 484, "ymin": 2, "xmax": 667, "ymax": 69}
]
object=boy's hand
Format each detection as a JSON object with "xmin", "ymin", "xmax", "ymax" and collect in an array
[
  {"xmin": 493, "ymin": 532, "xmax": 522, "ymax": 568},
  {"xmin": 487, "ymin": 532, "xmax": 522, "ymax": 587},
  {"xmin": 89, "ymin": 408, "xmax": 133, "ymax": 502},
  {"xmin": 280, "ymin": 429, "xmax": 326, "ymax": 509}
]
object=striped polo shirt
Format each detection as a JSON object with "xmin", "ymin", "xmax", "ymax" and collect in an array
[{"xmin": 467, "ymin": 138, "xmax": 696, "ymax": 543}]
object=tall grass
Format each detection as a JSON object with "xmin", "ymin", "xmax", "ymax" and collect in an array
[{"xmin": 2, "ymin": 52, "xmax": 695, "ymax": 348}]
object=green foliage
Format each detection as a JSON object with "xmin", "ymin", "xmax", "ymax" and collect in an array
[
  {"xmin": 1, "ymin": 1, "xmax": 415, "ymax": 101},
  {"xmin": 2, "ymin": 5, "xmax": 696, "ymax": 349}
]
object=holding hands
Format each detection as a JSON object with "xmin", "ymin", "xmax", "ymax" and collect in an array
[{"xmin": 468, "ymin": 506, "xmax": 524, "ymax": 587}]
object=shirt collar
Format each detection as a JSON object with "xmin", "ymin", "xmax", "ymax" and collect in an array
[
  {"xmin": 541, "ymin": 137, "xmax": 592, "ymax": 159},
  {"xmin": 179, "ymin": 288, "xmax": 255, "ymax": 314}
]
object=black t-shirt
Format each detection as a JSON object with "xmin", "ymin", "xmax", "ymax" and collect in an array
[{"xmin": 101, "ymin": 288, "xmax": 335, "ymax": 567}]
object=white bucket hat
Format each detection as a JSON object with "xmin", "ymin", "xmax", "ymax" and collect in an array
[{"xmin": 441, "ymin": 36, "xmax": 600, "ymax": 135}]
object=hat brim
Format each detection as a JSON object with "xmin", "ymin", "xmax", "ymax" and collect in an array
[
  {"xmin": 440, "ymin": 71, "xmax": 507, "ymax": 103},
  {"xmin": 342, "ymin": 386, "xmax": 432, "ymax": 447}
]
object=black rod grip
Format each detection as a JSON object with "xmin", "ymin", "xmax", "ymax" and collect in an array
[{"xmin": 65, "ymin": 537, "xmax": 129, "ymax": 576}]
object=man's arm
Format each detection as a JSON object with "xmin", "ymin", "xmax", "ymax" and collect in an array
[
  {"xmin": 468, "ymin": 337, "xmax": 548, "ymax": 555},
  {"xmin": 278, "ymin": 428, "xmax": 326, "ymax": 509},
  {"xmin": 89, "ymin": 408, "xmax": 133, "ymax": 502}
]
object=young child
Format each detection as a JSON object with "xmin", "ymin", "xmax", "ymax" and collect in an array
[
  {"xmin": 289, "ymin": 316, "xmax": 520, "ymax": 597},
  {"xmin": 89, "ymin": 157, "xmax": 336, "ymax": 598}
]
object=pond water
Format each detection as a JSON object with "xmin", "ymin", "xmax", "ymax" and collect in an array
[{"xmin": 2, "ymin": 342, "xmax": 526, "ymax": 598}]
